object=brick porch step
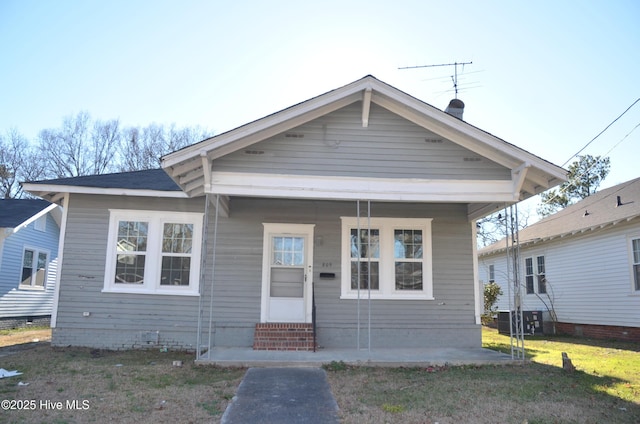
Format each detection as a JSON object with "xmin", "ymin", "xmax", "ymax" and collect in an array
[{"xmin": 253, "ymin": 323, "xmax": 316, "ymax": 351}]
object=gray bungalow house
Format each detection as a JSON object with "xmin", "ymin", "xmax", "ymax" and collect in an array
[{"xmin": 23, "ymin": 76, "xmax": 565, "ymax": 355}]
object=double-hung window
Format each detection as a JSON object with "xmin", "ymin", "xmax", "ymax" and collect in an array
[
  {"xmin": 525, "ymin": 255, "xmax": 546, "ymax": 295},
  {"xmin": 20, "ymin": 248, "xmax": 48, "ymax": 289},
  {"xmin": 341, "ymin": 217, "xmax": 433, "ymax": 299},
  {"xmin": 631, "ymin": 238, "xmax": 640, "ymax": 292},
  {"xmin": 104, "ymin": 210, "xmax": 203, "ymax": 296}
]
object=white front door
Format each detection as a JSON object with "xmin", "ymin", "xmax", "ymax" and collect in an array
[{"xmin": 261, "ymin": 223, "xmax": 315, "ymax": 323}]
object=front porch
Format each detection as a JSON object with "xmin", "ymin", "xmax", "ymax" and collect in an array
[{"xmin": 195, "ymin": 346, "xmax": 515, "ymax": 367}]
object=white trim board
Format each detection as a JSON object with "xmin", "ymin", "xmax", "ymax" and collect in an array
[{"xmin": 208, "ymin": 171, "xmax": 518, "ymax": 203}]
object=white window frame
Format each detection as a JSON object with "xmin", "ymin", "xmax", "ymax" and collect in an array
[
  {"xmin": 340, "ymin": 217, "xmax": 433, "ymax": 300},
  {"xmin": 628, "ymin": 235, "xmax": 640, "ymax": 294},
  {"xmin": 488, "ymin": 264, "xmax": 495, "ymax": 283},
  {"xmin": 524, "ymin": 254, "xmax": 546, "ymax": 295},
  {"xmin": 103, "ymin": 209, "xmax": 203, "ymax": 296},
  {"xmin": 19, "ymin": 246, "xmax": 49, "ymax": 290}
]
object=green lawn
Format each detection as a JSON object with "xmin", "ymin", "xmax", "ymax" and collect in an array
[{"xmin": 482, "ymin": 327, "xmax": 640, "ymax": 403}]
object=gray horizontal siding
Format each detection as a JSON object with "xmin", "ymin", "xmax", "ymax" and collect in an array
[
  {"xmin": 53, "ymin": 194, "xmax": 206, "ymax": 349},
  {"xmin": 213, "ymin": 102, "xmax": 511, "ymax": 181},
  {"xmin": 57, "ymin": 193, "xmax": 480, "ymax": 350},
  {"xmin": 202, "ymin": 198, "xmax": 479, "ymax": 348}
]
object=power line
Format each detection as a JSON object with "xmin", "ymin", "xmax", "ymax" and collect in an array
[
  {"xmin": 562, "ymin": 97, "xmax": 640, "ymax": 167},
  {"xmin": 539, "ymin": 120, "xmax": 640, "ymax": 208}
]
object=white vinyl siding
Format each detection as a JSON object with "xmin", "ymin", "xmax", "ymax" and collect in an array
[
  {"xmin": 340, "ymin": 217, "xmax": 433, "ymax": 300},
  {"xmin": 103, "ymin": 209, "xmax": 203, "ymax": 296},
  {"xmin": 481, "ymin": 224, "xmax": 640, "ymax": 328}
]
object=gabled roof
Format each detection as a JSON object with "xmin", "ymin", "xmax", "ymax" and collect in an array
[
  {"xmin": 0, "ymin": 199, "xmax": 58, "ymax": 232},
  {"xmin": 479, "ymin": 176, "xmax": 640, "ymax": 256},
  {"xmin": 161, "ymin": 75, "xmax": 566, "ymax": 218},
  {"xmin": 22, "ymin": 169, "xmax": 185, "ymax": 203}
]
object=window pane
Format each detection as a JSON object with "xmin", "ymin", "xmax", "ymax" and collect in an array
[
  {"xmin": 635, "ymin": 264, "xmax": 640, "ymax": 291},
  {"xmin": 526, "ymin": 275, "xmax": 534, "ymax": 294},
  {"xmin": 21, "ymin": 250, "xmax": 34, "ymax": 286},
  {"xmin": 350, "ymin": 262, "xmax": 379, "ymax": 290},
  {"xmin": 395, "ymin": 262, "xmax": 423, "ymax": 290},
  {"xmin": 35, "ymin": 252, "xmax": 47, "ymax": 287},
  {"xmin": 23, "ymin": 250, "xmax": 34, "ymax": 267},
  {"xmin": 489, "ymin": 264, "xmax": 495, "ymax": 282},
  {"xmin": 394, "ymin": 229, "xmax": 422, "ymax": 259},
  {"xmin": 537, "ymin": 256, "xmax": 545, "ymax": 274},
  {"xmin": 537, "ymin": 256, "xmax": 546, "ymax": 293},
  {"xmin": 272, "ymin": 236, "xmax": 304, "ymax": 266},
  {"xmin": 350, "ymin": 229, "xmax": 380, "ymax": 259},
  {"xmin": 21, "ymin": 267, "xmax": 32, "ymax": 286},
  {"xmin": 525, "ymin": 258, "xmax": 533, "ymax": 275},
  {"xmin": 160, "ymin": 256, "xmax": 190, "ymax": 286},
  {"xmin": 633, "ymin": 239, "xmax": 640, "ymax": 264},
  {"xmin": 162, "ymin": 223, "xmax": 194, "ymax": 253},
  {"xmin": 117, "ymin": 221, "xmax": 148, "ymax": 252},
  {"xmin": 115, "ymin": 254, "xmax": 145, "ymax": 284}
]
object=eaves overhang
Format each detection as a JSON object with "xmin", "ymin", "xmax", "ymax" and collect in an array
[{"xmin": 160, "ymin": 75, "xmax": 566, "ymax": 218}]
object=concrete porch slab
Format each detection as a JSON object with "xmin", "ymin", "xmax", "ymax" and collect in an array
[{"xmin": 195, "ymin": 346, "xmax": 517, "ymax": 368}]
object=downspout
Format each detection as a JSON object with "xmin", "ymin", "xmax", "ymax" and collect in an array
[{"xmin": 50, "ymin": 193, "xmax": 69, "ymax": 329}]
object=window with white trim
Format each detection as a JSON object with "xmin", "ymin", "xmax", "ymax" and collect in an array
[
  {"xmin": 488, "ymin": 264, "xmax": 495, "ymax": 283},
  {"xmin": 104, "ymin": 210, "xmax": 203, "ymax": 296},
  {"xmin": 341, "ymin": 217, "xmax": 433, "ymax": 299},
  {"xmin": 20, "ymin": 248, "xmax": 48, "ymax": 289},
  {"xmin": 631, "ymin": 238, "xmax": 640, "ymax": 292},
  {"xmin": 525, "ymin": 255, "xmax": 546, "ymax": 295}
]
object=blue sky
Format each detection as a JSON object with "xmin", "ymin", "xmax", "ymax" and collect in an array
[{"xmin": 1, "ymin": 1, "xmax": 639, "ymax": 192}]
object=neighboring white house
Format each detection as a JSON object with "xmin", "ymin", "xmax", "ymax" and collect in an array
[
  {"xmin": 23, "ymin": 76, "xmax": 566, "ymax": 356},
  {"xmin": 479, "ymin": 177, "xmax": 640, "ymax": 342},
  {"xmin": 0, "ymin": 199, "xmax": 61, "ymax": 329}
]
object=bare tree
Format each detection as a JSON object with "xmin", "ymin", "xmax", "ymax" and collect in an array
[
  {"xmin": 0, "ymin": 128, "xmax": 45, "ymax": 198},
  {"xmin": 476, "ymin": 205, "xmax": 533, "ymax": 248},
  {"xmin": 38, "ymin": 111, "xmax": 120, "ymax": 178},
  {"xmin": 118, "ymin": 123, "xmax": 210, "ymax": 172}
]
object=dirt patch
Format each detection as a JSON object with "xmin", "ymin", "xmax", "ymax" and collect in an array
[{"xmin": 0, "ymin": 328, "xmax": 51, "ymax": 348}]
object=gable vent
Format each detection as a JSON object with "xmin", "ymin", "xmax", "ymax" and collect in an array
[
  {"xmin": 285, "ymin": 133, "xmax": 304, "ymax": 138},
  {"xmin": 244, "ymin": 150, "xmax": 264, "ymax": 155}
]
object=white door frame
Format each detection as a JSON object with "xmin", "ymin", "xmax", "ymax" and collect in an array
[{"xmin": 260, "ymin": 223, "xmax": 315, "ymax": 323}]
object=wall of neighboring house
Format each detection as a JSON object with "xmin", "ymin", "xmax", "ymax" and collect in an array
[
  {"xmin": 0, "ymin": 212, "xmax": 59, "ymax": 328},
  {"xmin": 55, "ymin": 193, "xmax": 481, "ymax": 350},
  {"xmin": 479, "ymin": 221, "xmax": 640, "ymax": 341}
]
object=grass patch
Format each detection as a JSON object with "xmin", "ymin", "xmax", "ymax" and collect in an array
[
  {"xmin": 482, "ymin": 327, "xmax": 640, "ymax": 402},
  {"xmin": 0, "ymin": 344, "xmax": 245, "ymax": 424},
  {"xmin": 327, "ymin": 329, "xmax": 640, "ymax": 423}
]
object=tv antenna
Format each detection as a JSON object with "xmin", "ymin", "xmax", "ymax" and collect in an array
[{"xmin": 399, "ymin": 61, "xmax": 473, "ymax": 98}]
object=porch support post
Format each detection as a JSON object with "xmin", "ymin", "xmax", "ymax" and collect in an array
[
  {"xmin": 207, "ymin": 194, "xmax": 221, "ymax": 355},
  {"xmin": 196, "ymin": 193, "xmax": 211, "ymax": 360}
]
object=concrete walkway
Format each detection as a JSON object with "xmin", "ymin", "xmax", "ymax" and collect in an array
[
  {"xmin": 221, "ymin": 367, "xmax": 339, "ymax": 424},
  {"xmin": 197, "ymin": 346, "xmax": 516, "ymax": 368}
]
